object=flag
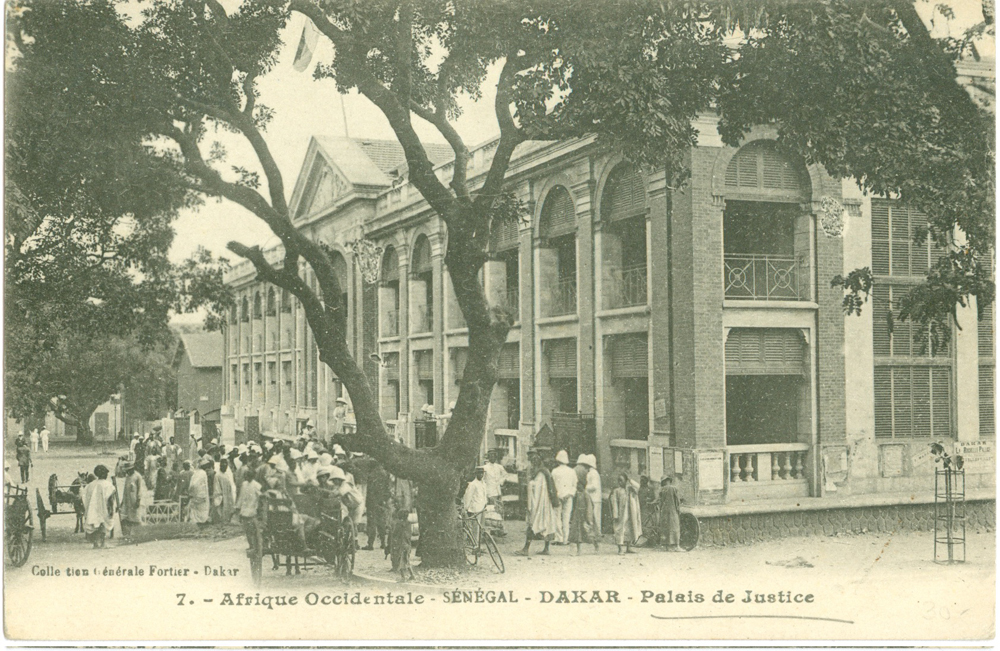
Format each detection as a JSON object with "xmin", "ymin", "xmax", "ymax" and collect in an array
[{"xmin": 292, "ymin": 21, "xmax": 319, "ymax": 72}]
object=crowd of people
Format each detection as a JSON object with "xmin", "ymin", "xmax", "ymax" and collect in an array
[{"xmin": 508, "ymin": 449, "xmax": 682, "ymax": 557}]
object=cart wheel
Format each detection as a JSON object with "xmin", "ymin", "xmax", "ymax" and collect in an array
[
  {"xmin": 679, "ymin": 512, "xmax": 700, "ymax": 551},
  {"xmin": 462, "ymin": 527, "xmax": 479, "ymax": 565},
  {"xmin": 481, "ymin": 529, "xmax": 504, "ymax": 574},
  {"xmin": 7, "ymin": 525, "xmax": 32, "ymax": 567}
]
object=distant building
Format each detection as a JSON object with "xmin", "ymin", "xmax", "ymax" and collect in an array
[{"xmin": 172, "ymin": 327, "xmax": 224, "ymax": 429}]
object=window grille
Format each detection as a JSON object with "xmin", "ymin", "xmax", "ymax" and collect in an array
[
  {"xmin": 545, "ymin": 338, "xmax": 577, "ymax": 379},
  {"xmin": 724, "ymin": 140, "xmax": 807, "ymax": 196},
  {"xmin": 541, "ymin": 186, "xmax": 576, "ymax": 239},
  {"xmin": 601, "ymin": 164, "xmax": 646, "ymax": 222},
  {"xmin": 498, "ymin": 343, "xmax": 520, "ymax": 379},
  {"xmin": 874, "ymin": 366, "xmax": 951, "ymax": 439},
  {"xmin": 610, "ymin": 334, "xmax": 648, "ymax": 378},
  {"xmin": 725, "ymin": 328, "xmax": 805, "ymax": 375}
]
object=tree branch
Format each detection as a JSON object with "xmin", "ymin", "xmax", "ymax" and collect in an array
[
  {"xmin": 474, "ymin": 57, "xmax": 525, "ymax": 214},
  {"xmin": 409, "ymin": 101, "xmax": 472, "ymax": 203}
]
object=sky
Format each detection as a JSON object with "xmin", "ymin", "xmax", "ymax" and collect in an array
[{"xmin": 166, "ymin": 1, "xmax": 995, "ymax": 266}]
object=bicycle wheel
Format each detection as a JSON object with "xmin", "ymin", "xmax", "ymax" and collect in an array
[
  {"xmin": 481, "ymin": 529, "xmax": 504, "ymax": 574},
  {"xmin": 679, "ymin": 512, "xmax": 700, "ymax": 551},
  {"xmin": 462, "ymin": 526, "xmax": 479, "ymax": 565}
]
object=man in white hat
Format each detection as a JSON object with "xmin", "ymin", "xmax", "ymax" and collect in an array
[
  {"xmin": 332, "ymin": 397, "xmax": 348, "ymax": 436},
  {"xmin": 326, "ymin": 465, "xmax": 363, "ymax": 547},
  {"xmin": 187, "ymin": 457, "xmax": 212, "ymax": 526},
  {"xmin": 299, "ymin": 449, "xmax": 321, "ymax": 485},
  {"xmin": 462, "ymin": 466, "xmax": 489, "ymax": 523},
  {"xmin": 551, "ymin": 450, "xmax": 577, "ymax": 544}
]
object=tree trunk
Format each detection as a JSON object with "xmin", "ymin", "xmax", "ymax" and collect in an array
[
  {"xmin": 75, "ymin": 421, "xmax": 94, "ymax": 446},
  {"xmin": 414, "ymin": 464, "xmax": 466, "ymax": 567}
]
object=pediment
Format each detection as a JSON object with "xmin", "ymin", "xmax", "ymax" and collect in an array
[{"xmin": 295, "ymin": 158, "xmax": 351, "ymax": 219}]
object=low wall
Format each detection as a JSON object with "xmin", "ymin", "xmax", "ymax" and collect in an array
[{"xmin": 696, "ymin": 499, "xmax": 995, "ymax": 546}]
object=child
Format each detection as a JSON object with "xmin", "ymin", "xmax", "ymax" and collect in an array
[{"xmin": 388, "ymin": 508, "xmax": 415, "ymax": 582}]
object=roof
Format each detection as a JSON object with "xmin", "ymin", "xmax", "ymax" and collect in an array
[
  {"xmin": 175, "ymin": 331, "xmax": 223, "ymax": 369},
  {"xmin": 313, "ymin": 136, "xmax": 454, "ymax": 185}
]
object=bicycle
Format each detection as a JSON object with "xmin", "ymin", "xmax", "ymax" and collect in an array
[{"xmin": 460, "ymin": 509, "xmax": 504, "ymax": 573}]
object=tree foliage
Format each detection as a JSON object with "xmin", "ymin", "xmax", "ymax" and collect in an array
[{"xmin": 6, "ymin": 0, "xmax": 993, "ymax": 561}]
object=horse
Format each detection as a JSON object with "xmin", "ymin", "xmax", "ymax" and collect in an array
[{"xmin": 47, "ymin": 473, "xmax": 87, "ymax": 533}]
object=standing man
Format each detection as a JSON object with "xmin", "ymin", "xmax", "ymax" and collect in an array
[
  {"xmin": 482, "ymin": 450, "xmax": 508, "ymax": 536},
  {"xmin": 120, "ymin": 460, "xmax": 144, "ymax": 541},
  {"xmin": 29, "ymin": 428, "xmax": 39, "ymax": 453},
  {"xmin": 462, "ymin": 466, "xmax": 489, "ymax": 521},
  {"xmin": 658, "ymin": 475, "xmax": 681, "ymax": 551},
  {"xmin": 515, "ymin": 453, "xmax": 557, "ymax": 557},
  {"xmin": 188, "ymin": 458, "xmax": 212, "ymax": 527},
  {"xmin": 550, "ymin": 450, "xmax": 577, "ymax": 545},
  {"xmin": 363, "ymin": 462, "xmax": 392, "ymax": 551},
  {"xmin": 164, "ymin": 437, "xmax": 181, "ymax": 472},
  {"xmin": 82, "ymin": 465, "xmax": 117, "ymax": 548},
  {"xmin": 16, "ymin": 438, "xmax": 32, "ymax": 483},
  {"xmin": 39, "ymin": 426, "xmax": 49, "ymax": 453},
  {"xmin": 585, "ymin": 454, "xmax": 603, "ymax": 539},
  {"xmin": 610, "ymin": 472, "xmax": 642, "ymax": 555}
]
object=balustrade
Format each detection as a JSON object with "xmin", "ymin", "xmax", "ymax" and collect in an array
[
  {"xmin": 550, "ymin": 277, "xmax": 577, "ymax": 316},
  {"xmin": 728, "ymin": 444, "xmax": 809, "ymax": 484},
  {"xmin": 724, "ymin": 254, "xmax": 802, "ymax": 301},
  {"xmin": 609, "ymin": 264, "xmax": 648, "ymax": 308}
]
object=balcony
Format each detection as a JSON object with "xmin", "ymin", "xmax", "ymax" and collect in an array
[
  {"xmin": 725, "ymin": 254, "xmax": 802, "ymax": 301},
  {"xmin": 608, "ymin": 264, "xmax": 648, "ymax": 308},
  {"xmin": 505, "ymin": 286, "xmax": 519, "ymax": 319},
  {"xmin": 550, "ymin": 277, "xmax": 577, "ymax": 316}
]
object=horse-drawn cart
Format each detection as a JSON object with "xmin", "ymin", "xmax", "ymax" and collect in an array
[
  {"xmin": 248, "ymin": 487, "xmax": 356, "ymax": 586},
  {"xmin": 5, "ymin": 483, "xmax": 34, "ymax": 567}
]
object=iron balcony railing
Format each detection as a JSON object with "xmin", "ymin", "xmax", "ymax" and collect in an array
[
  {"xmin": 505, "ymin": 286, "xmax": 519, "ymax": 319},
  {"xmin": 724, "ymin": 254, "xmax": 802, "ymax": 301},
  {"xmin": 608, "ymin": 264, "xmax": 648, "ymax": 308},
  {"xmin": 550, "ymin": 277, "xmax": 577, "ymax": 316}
]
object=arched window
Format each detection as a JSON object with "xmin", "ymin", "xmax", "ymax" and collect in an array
[
  {"xmin": 229, "ymin": 304, "xmax": 238, "ymax": 325},
  {"xmin": 724, "ymin": 140, "xmax": 810, "ymax": 201},
  {"xmin": 381, "ymin": 246, "xmax": 400, "ymax": 337},
  {"xmin": 280, "ymin": 289, "xmax": 292, "ymax": 313},
  {"xmin": 240, "ymin": 296, "xmax": 249, "ymax": 322},
  {"xmin": 253, "ymin": 291, "xmax": 262, "ymax": 319},
  {"xmin": 329, "ymin": 251, "xmax": 348, "ymax": 313},
  {"xmin": 601, "ymin": 163, "xmax": 646, "ymax": 223},
  {"xmin": 600, "ymin": 164, "xmax": 648, "ymax": 308},
  {"xmin": 266, "ymin": 287, "xmax": 276, "ymax": 316},
  {"xmin": 411, "ymin": 236, "xmax": 433, "ymax": 332},
  {"xmin": 540, "ymin": 186, "xmax": 576, "ymax": 240},
  {"xmin": 540, "ymin": 186, "xmax": 577, "ymax": 316}
]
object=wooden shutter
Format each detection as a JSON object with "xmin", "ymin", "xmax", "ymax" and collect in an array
[
  {"xmin": 541, "ymin": 187, "xmax": 576, "ymax": 238},
  {"xmin": 874, "ymin": 366, "xmax": 893, "ymax": 438},
  {"xmin": 602, "ymin": 165, "xmax": 645, "ymax": 222},
  {"xmin": 725, "ymin": 141, "xmax": 806, "ymax": 195},
  {"xmin": 871, "ymin": 200, "xmax": 890, "ymax": 275},
  {"xmin": 490, "ymin": 214, "xmax": 519, "ymax": 252},
  {"xmin": 725, "ymin": 329, "xmax": 805, "ymax": 375},
  {"xmin": 980, "ymin": 365, "xmax": 995, "ymax": 438},
  {"xmin": 611, "ymin": 334, "xmax": 648, "ymax": 378},
  {"xmin": 891, "ymin": 367, "xmax": 912, "ymax": 436},
  {"xmin": 546, "ymin": 339, "xmax": 577, "ymax": 379},
  {"xmin": 498, "ymin": 343, "xmax": 520, "ymax": 379},
  {"xmin": 931, "ymin": 367, "xmax": 951, "ymax": 437},
  {"xmin": 911, "ymin": 367, "xmax": 932, "ymax": 438},
  {"xmin": 872, "ymin": 285, "xmax": 891, "ymax": 357},
  {"xmin": 979, "ymin": 304, "xmax": 994, "ymax": 358},
  {"xmin": 415, "ymin": 350, "xmax": 433, "ymax": 380}
]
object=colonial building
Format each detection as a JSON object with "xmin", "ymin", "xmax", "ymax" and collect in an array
[
  {"xmin": 172, "ymin": 326, "xmax": 224, "ymax": 436},
  {"xmin": 222, "ymin": 83, "xmax": 994, "ymax": 507}
]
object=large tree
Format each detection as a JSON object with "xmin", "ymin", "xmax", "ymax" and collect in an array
[{"xmin": 8, "ymin": 0, "xmax": 993, "ymax": 564}]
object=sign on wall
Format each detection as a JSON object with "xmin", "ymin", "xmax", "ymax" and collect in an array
[{"xmin": 697, "ymin": 451, "xmax": 725, "ymax": 491}]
